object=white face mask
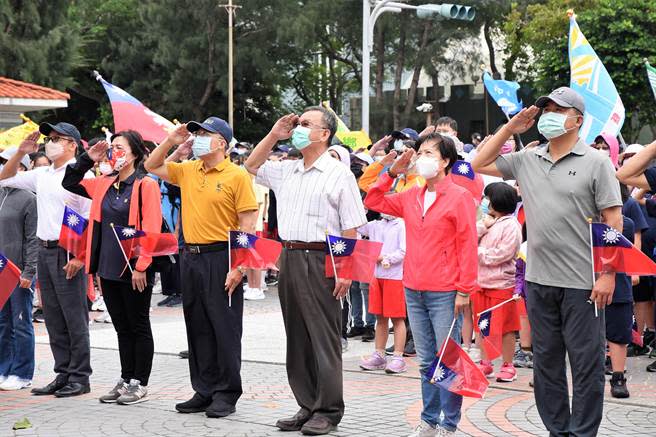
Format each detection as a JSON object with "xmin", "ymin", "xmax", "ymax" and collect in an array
[
  {"xmin": 113, "ymin": 157, "xmax": 130, "ymax": 171},
  {"xmin": 45, "ymin": 142, "xmax": 65, "ymax": 161},
  {"xmin": 415, "ymin": 156, "xmax": 440, "ymax": 179},
  {"xmin": 98, "ymin": 162, "xmax": 113, "ymax": 175}
]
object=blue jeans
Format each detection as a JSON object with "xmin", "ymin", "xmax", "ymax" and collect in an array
[
  {"xmin": 0, "ymin": 286, "xmax": 35, "ymax": 380},
  {"xmin": 405, "ymin": 289, "xmax": 463, "ymax": 432},
  {"xmin": 349, "ymin": 281, "xmax": 375, "ymax": 328}
]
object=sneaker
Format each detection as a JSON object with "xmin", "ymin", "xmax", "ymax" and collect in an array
[
  {"xmin": 496, "ymin": 362, "xmax": 517, "ymax": 382},
  {"xmin": 436, "ymin": 427, "xmax": 456, "ymax": 436},
  {"xmin": 627, "ymin": 343, "xmax": 649, "ymax": 357},
  {"xmin": 646, "ymin": 360, "xmax": 656, "ymax": 372},
  {"xmin": 179, "ymin": 350, "xmax": 189, "ymax": 359},
  {"xmin": 360, "ymin": 351, "xmax": 387, "ymax": 371},
  {"xmin": 478, "ymin": 360, "xmax": 494, "ymax": 378},
  {"xmin": 95, "ymin": 310, "xmax": 112, "ymax": 324},
  {"xmin": 513, "ymin": 349, "xmax": 533, "ymax": 368},
  {"xmin": 403, "ymin": 337, "xmax": 417, "ymax": 357},
  {"xmin": 604, "ymin": 356, "xmax": 613, "ymax": 375},
  {"xmin": 265, "ymin": 276, "xmax": 278, "ymax": 286},
  {"xmin": 644, "ymin": 329, "xmax": 655, "ymax": 348},
  {"xmin": 165, "ymin": 294, "xmax": 182, "ymax": 307},
  {"xmin": 157, "ymin": 295, "xmax": 175, "ymax": 307},
  {"xmin": 117, "ymin": 379, "xmax": 148, "ymax": 405},
  {"xmin": 33, "ymin": 308, "xmax": 45, "ymax": 323},
  {"xmin": 408, "ymin": 419, "xmax": 437, "ymax": 437},
  {"xmin": 610, "ymin": 372, "xmax": 630, "ymax": 398},
  {"xmin": 385, "ymin": 356, "xmax": 407, "ymax": 374},
  {"xmin": 467, "ymin": 345, "xmax": 481, "ymax": 362},
  {"xmin": 385, "ymin": 345, "xmax": 395, "ymax": 356},
  {"xmin": 243, "ymin": 287, "xmax": 265, "ymax": 300},
  {"xmin": 91, "ymin": 296, "xmax": 106, "ymax": 312},
  {"xmin": 346, "ymin": 326, "xmax": 365, "ymax": 338},
  {"xmin": 0, "ymin": 375, "xmax": 6, "ymax": 385},
  {"xmin": 99, "ymin": 379, "xmax": 128, "ymax": 403},
  {"xmin": 361, "ymin": 326, "xmax": 375, "ymax": 342},
  {"xmin": 341, "ymin": 337, "xmax": 349, "ymax": 353},
  {"xmin": 0, "ymin": 375, "xmax": 32, "ymax": 391}
]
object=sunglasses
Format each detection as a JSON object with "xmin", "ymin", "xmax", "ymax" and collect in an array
[{"xmin": 44, "ymin": 136, "xmax": 75, "ymax": 144}]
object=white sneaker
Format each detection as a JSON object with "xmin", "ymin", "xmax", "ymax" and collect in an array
[
  {"xmin": 0, "ymin": 375, "xmax": 32, "ymax": 390},
  {"xmin": 95, "ymin": 310, "xmax": 112, "ymax": 323},
  {"xmin": 0, "ymin": 375, "xmax": 7, "ymax": 385},
  {"xmin": 244, "ymin": 288, "xmax": 265, "ymax": 300},
  {"xmin": 117, "ymin": 379, "xmax": 148, "ymax": 405},
  {"xmin": 91, "ymin": 296, "xmax": 106, "ymax": 312},
  {"xmin": 408, "ymin": 420, "xmax": 437, "ymax": 437},
  {"xmin": 467, "ymin": 345, "xmax": 481, "ymax": 362}
]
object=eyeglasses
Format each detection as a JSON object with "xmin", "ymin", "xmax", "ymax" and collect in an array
[
  {"xmin": 44, "ymin": 136, "xmax": 75, "ymax": 144},
  {"xmin": 298, "ymin": 121, "xmax": 328, "ymax": 130}
]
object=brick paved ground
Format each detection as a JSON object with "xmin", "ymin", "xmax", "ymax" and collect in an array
[{"xmin": 3, "ymin": 287, "xmax": 656, "ymax": 436}]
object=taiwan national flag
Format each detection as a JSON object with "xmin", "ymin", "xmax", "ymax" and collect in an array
[
  {"xmin": 58, "ymin": 206, "xmax": 88, "ymax": 258},
  {"xmin": 325, "ymin": 234, "xmax": 383, "ymax": 283},
  {"xmin": 427, "ymin": 337, "xmax": 489, "ymax": 398},
  {"xmin": 477, "ymin": 310, "xmax": 502, "ymax": 361},
  {"xmin": 113, "ymin": 225, "xmax": 178, "ymax": 259},
  {"xmin": 591, "ymin": 223, "xmax": 656, "ymax": 275},
  {"xmin": 0, "ymin": 253, "xmax": 22, "ymax": 311},
  {"xmin": 449, "ymin": 161, "xmax": 484, "ymax": 205},
  {"xmin": 229, "ymin": 230, "xmax": 282, "ymax": 270},
  {"xmin": 96, "ymin": 74, "xmax": 174, "ymax": 143}
]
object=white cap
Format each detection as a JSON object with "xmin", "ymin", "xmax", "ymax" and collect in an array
[
  {"xmin": 620, "ymin": 143, "xmax": 644, "ymax": 157},
  {"xmin": 0, "ymin": 147, "xmax": 31, "ymax": 170},
  {"xmin": 354, "ymin": 151, "xmax": 374, "ymax": 165},
  {"xmin": 328, "ymin": 145, "xmax": 351, "ymax": 166}
]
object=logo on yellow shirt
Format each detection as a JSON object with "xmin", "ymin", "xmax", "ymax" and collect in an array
[{"xmin": 216, "ymin": 182, "xmax": 223, "ymax": 192}]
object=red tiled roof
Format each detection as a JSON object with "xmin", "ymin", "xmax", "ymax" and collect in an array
[{"xmin": 0, "ymin": 77, "xmax": 69, "ymax": 100}]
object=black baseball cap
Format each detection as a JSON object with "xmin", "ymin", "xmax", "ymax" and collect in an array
[
  {"xmin": 39, "ymin": 122, "xmax": 82, "ymax": 146},
  {"xmin": 186, "ymin": 116, "xmax": 233, "ymax": 142}
]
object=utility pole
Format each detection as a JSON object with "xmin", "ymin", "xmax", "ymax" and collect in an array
[{"xmin": 221, "ymin": 0, "xmax": 241, "ymax": 128}]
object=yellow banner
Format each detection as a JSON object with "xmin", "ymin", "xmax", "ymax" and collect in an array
[
  {"xmin": 320, "ymin": 101, "xmax": 371, "ymax": 149},
  {"xmin": 0, "ymin": 115, "xmax": 43, "ymax": 150}
]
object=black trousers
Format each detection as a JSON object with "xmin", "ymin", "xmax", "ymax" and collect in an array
[
  {"xmin": 181, "ymin": 248, "xmax": 243, "ymax": 407},
  {"xmin": 100, "ymin": 276, "xmax": 154, "ymax": 386},
  {"xmin": 38, "ymin": 247, "xmax": 91, "ymax": 384},
  {"xmin": 159, "ymin": 254, "xmax": 181, "ymax": 296},
  {"xmin": 526, "ymin": 282, "xmax": 605, "ymax": 437},
  {"xmin": 278, "ymin": 249, "xmax": 344, "ymax": 425}
]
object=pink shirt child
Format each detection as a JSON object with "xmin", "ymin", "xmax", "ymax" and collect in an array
[
  {"xmin": 477, "ymin": 215, "xmax": 522, "ymax": 290},
  {"xmin": 358, "ymin": 217, "xmax": 405, "ymax": 280}
]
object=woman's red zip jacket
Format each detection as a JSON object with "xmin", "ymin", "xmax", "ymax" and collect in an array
[{"xmin": 364, "ymin": 171, "xmax": 479, "ymax": 294}]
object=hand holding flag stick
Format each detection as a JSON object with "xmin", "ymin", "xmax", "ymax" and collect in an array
[
  {"xmin": 475, "ymin": 294, "xmax": 521, "ymax": 317},
  {"xmin": 110, "ymin": 223, "xmax": 134, "ymax": 274},
  {"xmin": 587, "ymin": 218, "xmax": 599, "ymax": 318}
]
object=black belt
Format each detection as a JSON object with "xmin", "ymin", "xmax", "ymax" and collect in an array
[
  {"xmin": 281, "ymin": 241, "xmax": 326, "ymax": 251},
  {"xmin": 185, "ymin": 242, "xmax": 228, "ymax": 254},
  {"xmin": 40, "ymin": 239, "xmax": 60, "ymax": 249}
]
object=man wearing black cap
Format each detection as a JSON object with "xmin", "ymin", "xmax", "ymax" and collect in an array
[
  {"xmin": 472, "ymin": 87, "xmax": 622, "ymax": 436},
  {"xmin": 0, "ymin": 123, "xmax": 93, "ymax": 397},
  {"xmin": 145, "ymin": 117, "xmax": 258, "ymax": 418}
]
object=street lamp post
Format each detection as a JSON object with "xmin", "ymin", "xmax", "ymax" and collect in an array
[
  {"xmin": 221, "ymin": 0, "xmax": 241, "ymax": 128},
  {"xmin": 361, "ymin": 1, "xmax": 475, "ymax": 135}
]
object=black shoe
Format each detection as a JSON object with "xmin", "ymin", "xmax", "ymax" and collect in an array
[
  {"xmin": 276, "ymin": 409, "xmax": 312, "ymax": 431},
  {"xmin": 646, "ymin": 360, "xmax": 656, "ymax": 372},
  {"xmin": 300, "ymin": 415, "xmax": 336, "ymax": 435},
  {"xmin": 54, "ymin": 382, "xmax": 90, "ymax": 397},
  {"xmin": 627, "ymin": 343, "xmax": 649, "ymax": 357},
  {"xmin": 178, "ymin": 350, "xmax": 189, "ymax": 359},
  {"xmin": 31, "ymin": 376, "xmax": 68, "ymax": 395},
  {"xmin": 32, "ymin": 308, "xmax": 45, "ymax": 323},
  {"xmin": 388, "ymin": 326, "xmax": 394, "ymax": 334},
  {"xmin": 346, "ymin": 326, "xmax": 365, "ymax": 338},
  {"xmin": 166, "ymin": 294, "xmax": 183, "ymax": 307},
  {"xmin": 403, "ymin": 338, "xmax": 416, "ymax": 357},
  {"xmin": 604, "ymin": 356, "xmax": 613, "ymax": 375},
  {"xmin": 157, "ymin": 296, "xmax": 174, "ymax": 307},
  {"xmin": 643, "ymin": 329, "xmax": 655, "ymax": 347},
  {"xmin": 385, "ymin": 345, "xmax": 394, "ymax": 356},
  {"xmin": 610, "ymin": 372, "xmax": 630, "ymax": 398},
  {"xmin": 205, "ymin": 401, "xmax": 236, "ymax": 418},
  {"xmin": 175, "ymin": 393, "xmax": 212, "ymax": 413},
  {"xmin": 361, "ymin": 326, "xmax": 375, "ymax": 342}
]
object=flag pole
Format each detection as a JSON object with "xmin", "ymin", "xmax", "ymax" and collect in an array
[
  {"xmin": 431, "ymin": 317, "xmax": 457, "ymax": 384},
  {"xmin": 587, "ymin": 218, "xmax": 598, "ymax": 318},
  {"xmin": 476, "ymin": 294, "xmax": 521, "ymax": 317},
  {"xmin": 227, "ymin": 227, "xmax": 232, "ymax": 308},
  {"xmin": 325, "ymin": 231, "xmax": 344, "ymax": 310},
  {"xmin": 110, "ymin": 223, "xmax": 134, "ymax": 274}
]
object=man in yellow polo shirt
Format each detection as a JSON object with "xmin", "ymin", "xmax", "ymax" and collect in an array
[{"xmin": 145, "ymin": 116, "xmax": 257, "ymax": 419}]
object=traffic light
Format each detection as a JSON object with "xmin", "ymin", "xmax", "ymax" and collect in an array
[{"xmin": 416, "ymin": 3, "xmax": 476, "ymax": 21}]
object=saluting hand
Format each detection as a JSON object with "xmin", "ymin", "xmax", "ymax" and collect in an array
[
  {"xmin": 389, "ymin": 149, "xmax": 415, "ymax": 176},
  {"xmin": 19, "ymin": 131, "xmax": 40, "ymax": 155},
  {"xmin": 270, "ymin": 114, "xmax": 299, "ymax": 141},
  {"xmin": 380, "ymin": 150, "xmax": 397, "ymax": 168},
  {"xmin": 87, "ymin": 140, "xmax": 110, "ymax": 162},
  {"xmin": 371, "ymin": 135, "xmax": 392, "ymax": 154},
  {"xmin": 166, "ymin": 123, "xmax": 191, "ymax": 145},
  {"xmin": 505, "ymin": 106, "xmax": 540, "ymax": 135}
]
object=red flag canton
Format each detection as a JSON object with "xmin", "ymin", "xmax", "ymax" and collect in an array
[
  {"xmin": 449, "ymin": 160, "xmax": 484, "ymax": 205},
  {"xmin": 591, "ymin": 223, "xmax": 656, "ymax": 275},
  {"xmin": 229, "ymin": 230, "xmax": 282, "ymax": 270},
  {"xmin": 114, "ymin": 225, "xmax": 178, "ymax": 259},
  {"xmin": 58, "ymin": 206, "xmax": 89, "ymax": 258},
  {"xmin": 476, "ymin": 310, "xmax": 502, "ymax": 361},
  {"xmin": 324, "ymin": 234, "xmax": 383, "ymax": 283},
  {"xmin": 428, "ymin": 337, "xmax": 489, "ymax": 398},
  {"xmin": 99, "ymin": 77, "xmax": 174, "ymax": 143},
  {"xmin": 0, "ymin": 253, "xmax": 22, "ymax": 311}
]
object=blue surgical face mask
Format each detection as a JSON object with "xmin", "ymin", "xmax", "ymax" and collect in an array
[
  {"xmin": 481, "ymin": 197, "xmax": 490, "ymax": 215},
  {"xmin": 291, "ymin": 126, "xmax": 313, "ymax": 150},
  {"xmin": 537, "ymin": 112, "xmax": 578, "ymax": 139},
  {"xmin": 192, "ymin": 135, "xmax": 213, "ymax": 158}
]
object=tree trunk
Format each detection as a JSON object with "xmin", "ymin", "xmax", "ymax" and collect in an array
[
  {"xmin": 329, "ymin": 54, "xmax": 337, "ymax": 109},
  {"xmin": 483, "ymin": 20, "xmax": 500, "ymax": 78},
  {"xmin": 374, "ymin": 24, "xmax": 385, "ymax": 105},
  {"xmin": 198, "ymin": 18, "xmax": 216, "ymax": 115},
  {"xmin": 402, "ymin": 21, "xmax": 432, "ymax": 124},
  {"xmin": 392, "ymin": 23, "xmax": 406, "ymax": 129},
  {"xmin": 431, "ymin": 70, "xmax": 440, "ymax": 120}
]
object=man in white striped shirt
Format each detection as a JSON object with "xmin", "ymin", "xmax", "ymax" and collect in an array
[{"xmin": 246, "ymin": 107, "xmax": 367, "ymax": 435}]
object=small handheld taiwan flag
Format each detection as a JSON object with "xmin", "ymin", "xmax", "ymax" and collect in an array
[
  {"xmin": 113, "ymin": 225, "xmax": 178, "ymax": 259},
  {"xmin": 427, "ymin": 337, "xmax": 489, "ymax": 398},
  {"xmin": 476, "ymin": 311, "xmax": 502, "ymax": 361},
  {"xmin": 449, "ymin": 160, "xmax": 484, "ymax": 204},
  {"xmin": 325, "ymin": 234, "xmax": 382, "ymax": 283},
  {"xmin": 58, "ymin": 206, "xmax": 88, "ymax": 257},
  {"xmin": 590, "ymin": 223, "xmax": 656, "ymax": 275},
  {"xmin": 229, "ymin": 230, "xmax": 282, "ymax": 270},
  {"xmin": 0, "ymin": 253, "xmax": 22, "ymax": 311}
]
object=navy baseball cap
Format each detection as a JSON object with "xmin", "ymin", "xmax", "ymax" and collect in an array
[
  {"xmin": 187, "ymin": 116, "xmax": 233, "ymax": 142},
  {"xmin": 391, "ymin": 128, "xmax": 419, "ymax": 142},
  {"xmin": 39, "ymin": 122, "xmax": 82, "ymax": 146}
]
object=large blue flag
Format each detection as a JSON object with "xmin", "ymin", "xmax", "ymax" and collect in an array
[
  {"xmin": 482, "ymin": 72, "xmax": 522, "ymax": 115},
  {"xmin": 568, "ymin": 14, "xmax": 624, "ymax": 145}
]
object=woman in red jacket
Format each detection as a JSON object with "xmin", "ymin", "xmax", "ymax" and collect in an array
[
  {"xmin": 364, "ymin": 133, "xmax": 478, "ymax": 436},
  {"xmin": 62, "ymin": 130, "xmax": 163, "ymax": 406}
]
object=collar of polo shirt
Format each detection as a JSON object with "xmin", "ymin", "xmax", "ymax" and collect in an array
[
  {"xmin": 293, "ymin": 150, "xmax": 332, "ymax": 173},
  {"xmin": 535, "ymin": 138, "xmax": 588, "ymax": 162},
  {"xmin": 195, "ymin": 156, "xmax": 230, "ymax": 173}
]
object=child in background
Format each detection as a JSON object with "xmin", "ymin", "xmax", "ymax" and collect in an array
[
  {"xmin": 513, "ymin": 224, "xmax": 533, "ymax": 369},
  {"xmin": 358, "ymin": 214, "xmax": 407, "ymax": 374},
  {"xmin": 472, "ymin": 182, "xmax": 522, "ymax": 382}
]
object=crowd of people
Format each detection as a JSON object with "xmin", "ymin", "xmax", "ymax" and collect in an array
[{"xmin": 1, "ymin": 85, "xmax": 656, "ymax": 436}]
